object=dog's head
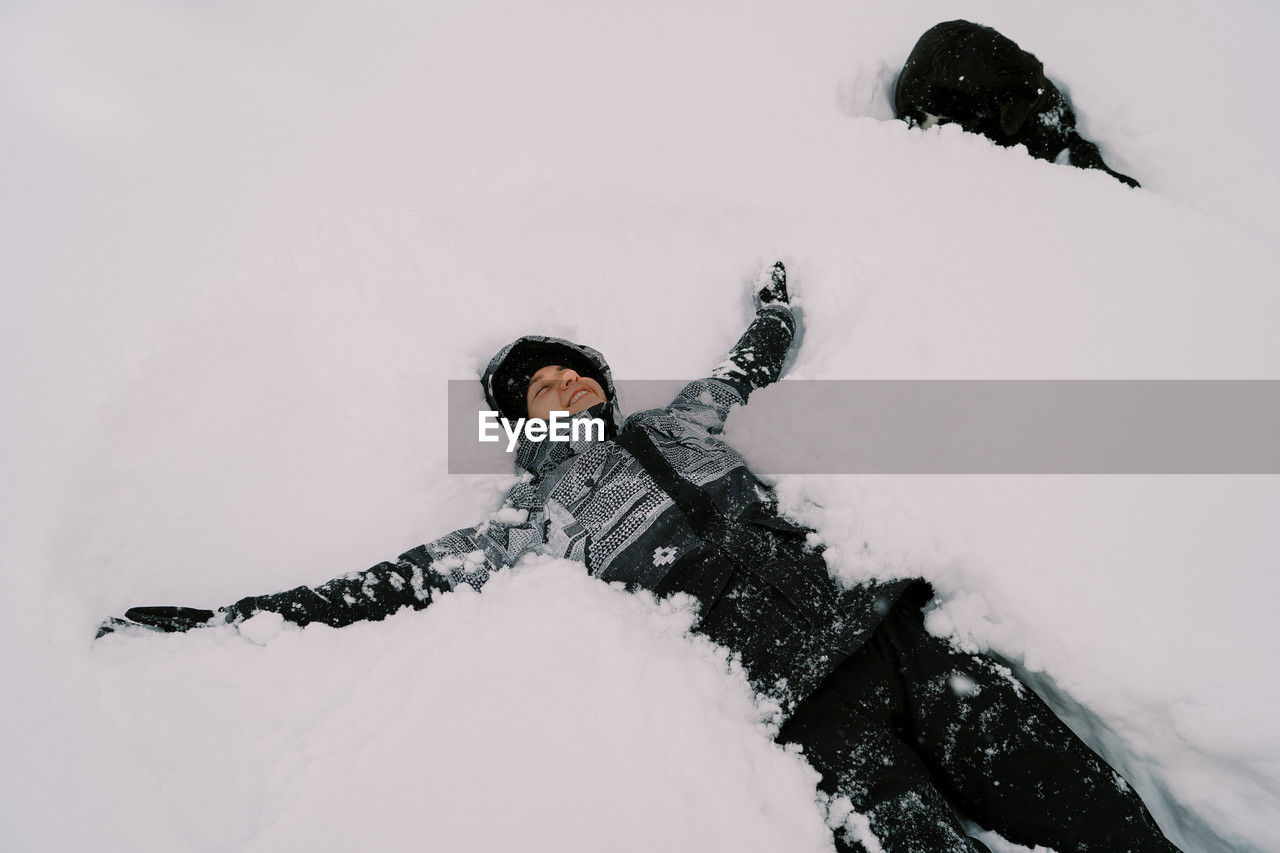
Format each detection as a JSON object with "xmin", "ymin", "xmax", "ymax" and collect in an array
[{"xmin": 994, "ymin": 69, "xmax": 1052, "ymax": 136}]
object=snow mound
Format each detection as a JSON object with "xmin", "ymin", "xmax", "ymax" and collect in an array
[{"xmin": 4, "ymin": 0, "xmax": 1278, "ymax": 850}]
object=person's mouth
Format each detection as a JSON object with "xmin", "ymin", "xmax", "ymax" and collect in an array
[{"xmin": 566, "ymin": 387, "xmax": 595, "ymax": 408}]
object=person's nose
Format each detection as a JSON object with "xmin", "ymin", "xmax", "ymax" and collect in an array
[{"xmin": 554, "ymin": 370, "xmax": 579, "ymax": 403}]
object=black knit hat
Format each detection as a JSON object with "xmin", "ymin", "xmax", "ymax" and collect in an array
[{"xmin": 485, "ymin": 338, "xmax": 610, "ymax": 422}]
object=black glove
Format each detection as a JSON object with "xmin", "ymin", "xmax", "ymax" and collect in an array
[
  {"xmin": 96, "ymin": 606, "xmax": 223, "ymax": 639},
  {"xmin": 753, "ymin": 261, "xmax": 790, "ymax": 309}
]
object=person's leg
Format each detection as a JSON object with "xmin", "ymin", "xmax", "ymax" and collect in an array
[
  {"xmin": 779, "ymin": 629, "xmax": 990, "ymax": 853},
  {"xmin": 876, "ymin": 605, "xmax": 1181, "ymax": 852}
]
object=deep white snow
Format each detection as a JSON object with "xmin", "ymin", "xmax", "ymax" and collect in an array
[{"xmin": 2, "ymin": 1, "xmax": 1278, "ymax": 851}]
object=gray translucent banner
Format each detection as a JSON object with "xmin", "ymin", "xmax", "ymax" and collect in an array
[{"xmin": 448, "ymin": 380, "xmax": 1280, "ymax": 474}]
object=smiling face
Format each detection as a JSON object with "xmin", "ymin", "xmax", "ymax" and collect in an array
[{"xmin": 525, "ymin": 364, "xmax": 607, "ymax": 421}]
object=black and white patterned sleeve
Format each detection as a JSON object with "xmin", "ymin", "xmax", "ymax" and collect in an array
[
  {"xmin": 709, "ymin": 304, "xmax": 797, "ymax": 400},
  {"xmin": 223, "ymin": 479, "xmax": 548, "ymax": 628},
  {"xmin": 664, "ymin": 304, "xmax": 797, "ymax": 434}
]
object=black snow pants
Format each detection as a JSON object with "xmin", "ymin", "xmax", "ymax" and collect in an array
[
  {"xmin": 777, "ymin": 596, "xmax": 1183, "ymax": 853},
  {"xmin": 615, "ymin": 425, "xmax": 1178, "ymax": 852}
]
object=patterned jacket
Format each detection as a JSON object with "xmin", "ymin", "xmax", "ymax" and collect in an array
[
  {"xmin": 227, "ymin": 304, "xmax": 919, "ymax": 707},
  {"xmin": 228, "ymin": 303, "xmax": 801, "ymax": 621}
]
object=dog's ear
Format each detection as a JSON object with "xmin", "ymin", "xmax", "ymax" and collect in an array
[{"xmin": 999, "ymin": 92, "xmax": 1036, "ymax": 136}]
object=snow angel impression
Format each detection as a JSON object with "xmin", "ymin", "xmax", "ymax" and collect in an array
[{"xmin": 101, "ymin": 262, "xmax": 1181, "ymax": 853}]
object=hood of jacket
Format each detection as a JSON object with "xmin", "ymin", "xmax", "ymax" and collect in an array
[{"xmin": 481, "ymin": 334, "xmax": 623, "ymax": 476}]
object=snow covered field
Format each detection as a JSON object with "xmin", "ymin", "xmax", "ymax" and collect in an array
[{"xmin": 3, "ymin": 0, "xmax": 1278, "ymax": 850}]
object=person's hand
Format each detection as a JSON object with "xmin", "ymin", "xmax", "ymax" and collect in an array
[
  {"xmin": 753, "ymin": 261, "xmax": 790, "ymax": 310},
  {"xmin": 96, "ymin": 606, "xmax": 223, "ymax": 639}
]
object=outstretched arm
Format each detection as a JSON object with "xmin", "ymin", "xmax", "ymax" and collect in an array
[
  {"xmin": 666, "ymin": 261, "xmax": 797, "ymax": 433},
  {"xmin": 97, "ymin": 478, "xmax": 547, "ymax": 637},
  {"xmin": 217, "ymin": 546, "xmax": 448, "ymax": 630}
]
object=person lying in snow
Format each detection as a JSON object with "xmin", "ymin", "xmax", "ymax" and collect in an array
[{"xmin": 99, "ymin": 263, "xmax": 1179, "ymax": 853}]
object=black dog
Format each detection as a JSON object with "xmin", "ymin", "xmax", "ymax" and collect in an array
[{"xmin": 895, "ymin": 20, "xmax": 1139, "ymax": 188}]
